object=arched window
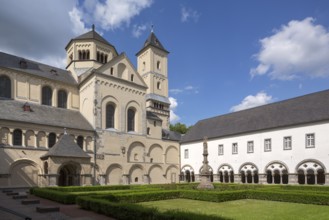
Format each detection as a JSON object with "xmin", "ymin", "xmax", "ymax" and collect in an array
[
  {"xmin": 86, "ymin": 50, "xmax": 90, "ymax": 59},
  {"xmin": 130, "ymin": 74, "xmax": 134, "ymax": 82},
  {"xmin": 157, "ymin": 82, "xmax": 161, "ymax": 90},
  {"xmin": 42, "ymin": 86, "xmax": 52, "ymax": 106},
  {"xmin": 77, "ymin": 136, "xmax": 84, "ymax": 149},
  {"xmin": 57, "ymin": 90, "xmax": 67, "ymax": 108},
  {"xmin": 106, "ymin": 104, "xmax": 115, "ymax": 128},
  {"xmin": 13, "ymin": 129, "xmax": 22, "ymax": 146},
  {"xmin": 105, "ymin": 55, "xmax": 108, "ymax": 63},
  {"xmin": 100, "ymin": 53, "xmax": 104, "ymax": 63},
  {"xmin": 157, "ymin": 61, "xmax": 161, "ymax": 70},
  {"xmin": 127, "ymin": 108, "xmax": 135, "ymax": 132},
  {"xmin": 48, "ymin": 133, "xmax": 56, "ymax": 148},
  {"xmin": 78, "ymin": 50, "xmax": 82, "ymax": 60},
  {"xmin": 0, "ymin": 75, "xmax": 11, "ymax": 98},
  {"xmin": 44, "ymin": 161, "xmax": 48, "ymax": 174}
]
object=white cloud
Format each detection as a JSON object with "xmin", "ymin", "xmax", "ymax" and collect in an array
[
  {"xmin": 69, "ymin": 7, "xmax": 89, "ymax": 35},
  {"xmin": 170, "ymin": 85, "xmax": 199, "ymax": 94},
  {"xmin": 92, "ymin": 0, "xmax": 153, "ymax": 30},
  {"xmin": 251, "ymin": 17, "xmax": 329, "ymax": 80},
  {"xmin": 169, "ymin": 97, "xmax": 180, "ymax": 123},
  {"xmin": 132, "ymin": 24, "xmax": 148, "ymax": 38},
  {"xmin": 181, "ymin": 6, "xmax": 200, "ymax": 23},
  {"xmin": 230, "ymin": 92, "xmax": 273, "ymax": 112}
]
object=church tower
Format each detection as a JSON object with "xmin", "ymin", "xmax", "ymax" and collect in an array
[
  {"xmin": 65, "ymin": 25, "xmax": 118, "ymax": 80},
  {"xmin": 136, "ymin": 31, "xmax": 170, "ymax": 129}
]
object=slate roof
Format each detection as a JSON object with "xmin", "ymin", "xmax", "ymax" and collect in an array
[
  {"xmin": 0, "ymin": 52, "xmax": 77, "ymax": 85},
  {"xmin": 146, "ymin": 94, "xmax": 171, "ymax": 105},
  {"xmin": 146, "ymin": 111, "xmax": 162, "ymax": 121},
  {"xmin": 65, "ymin": 28, "xmax": 117, "ymax": 55},
  {"xmin": 162, "ymin": 129, "xmax": 182, "ymax": 141},
  {"xmin": 136, "ymin": 32, "xmax": 169, "ymax": 55},
  {"xmin": 41, "ymin": 134, "xmax": 91, "ymax": 159},
  {"xmin": 181, "ymin": 89, "xmax": 329, "ymax": 144},
  {"xmin": 0, "ymin": 99, "xmax": 94, "ymax": 131}
]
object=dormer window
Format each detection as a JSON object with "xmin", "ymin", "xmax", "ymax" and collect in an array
[{"xmin": 19, "ymin": 59, "xmax": 27, "ymax": 69}]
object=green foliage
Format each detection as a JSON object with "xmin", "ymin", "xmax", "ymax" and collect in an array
[{"xmin": 169, "ymin": 122, "xmax": 191, "ymax": 134}]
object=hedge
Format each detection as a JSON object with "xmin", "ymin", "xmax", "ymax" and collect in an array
[{"xmin": 76, "ymin": 196, "xmax": 230, "ymax": 220}]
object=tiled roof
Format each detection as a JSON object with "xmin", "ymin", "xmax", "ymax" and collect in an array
[
  {"xmin": 40, "ymin": 134, "xmax": 91, "ymax": 159},
  {"xmin": 0, "ymin": 99, "xmax": 94, "ymax": 131},
  {"xmin": 181, "ymin": 89, "xmax": 329, "ymax": 144},
  {"xmin": 146, "ymin": 111, "xmax": 162, "ymax": 121},
  {"xmin": 0, "ymin": 52, "xmax": 77, "ymax": 85},
  {"xmin": 136, "ymin": 32, "xmax": 169, "ymax": 55},
  {"xmin": 162, "ymin": 129, "xmax": 181, "ymax": 141}
]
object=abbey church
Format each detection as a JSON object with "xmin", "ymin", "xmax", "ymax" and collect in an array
[{"xmin": 0, "ymin": 27, "xmax": 181, "ymax": 187}]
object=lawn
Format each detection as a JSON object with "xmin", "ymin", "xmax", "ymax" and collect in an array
[{"xmin": 140, "ymin": 198, "xmax": 329, "ymax": 220}]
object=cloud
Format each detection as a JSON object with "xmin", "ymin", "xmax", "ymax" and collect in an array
[
  {"xmin": 170, "ymin": 85, "xmax": 199, "ymax": 94},
  {"xmin": 181, "ymin": 6, "xmax": 200, "ymax": 23},
  {"xmin": 132, "ymin": 24, "xmax": 148, "ymax": 38},
  {"xmin": 169, "ymin": 97, "xmax": 180, "ymax": 123},
  {"xmin": 69, "ymin": 7, "xmax": 89, "ymax": 35},
  {"xmin": 250, "ymin": 17, "xmax": 329, "ymax": 80},
  {"xmin": 81, "ymin": 0, "xmax": 153, "ymax": 30},
  {"xmin": 230, "ymin": 92, "xmax": 273, "ymax": 112},
  {"xmin": 0, "ymin": 0, "xmax": 77, "ymax": 68}
]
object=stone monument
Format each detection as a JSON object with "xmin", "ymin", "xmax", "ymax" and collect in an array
[{"xmin": 197, "ymin": 137, "xmax": 214, "ymax": 189}]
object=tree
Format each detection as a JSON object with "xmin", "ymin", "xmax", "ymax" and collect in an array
[{"xmin": 169, "ymin": 122, "xmax": 191, "ymax": 134}]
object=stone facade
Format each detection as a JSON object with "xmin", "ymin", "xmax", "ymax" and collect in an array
[{"xmin": 0, "ymin": 28, "xmax": 180, "ymax": 187}]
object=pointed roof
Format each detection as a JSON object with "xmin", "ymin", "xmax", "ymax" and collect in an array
[
  {"xmin": 65, "ymin": 26, "xmax": 118, "ymax": 55},
  {"xmin": 40, "ymin": 134, "xmax": 91, "ymax": 159},
  {"xmin": 136, "ymin": 32, "xmax": 169, "ymax": 55}
]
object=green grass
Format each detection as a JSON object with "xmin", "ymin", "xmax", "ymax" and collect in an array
[{"xmin": 140, "ymin": 198, "xmax": 329, "ymax": 220}]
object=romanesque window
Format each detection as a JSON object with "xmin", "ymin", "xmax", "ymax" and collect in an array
[
  {"xmin": 79, "ymin": 50, "xmax": 90, "ymax": 60},
  {"xmin": 283, "ymin": 136, "xmax": 292, "ymax": 150},
  {"xmin": 106, "ymin": 104, "xmax": 115, "ymax": 128},
  {"xmin": 264, "ymin": 139, "xmax": 271, "ymax": 152},
  {"xmin": 48, "ymin": 133, "xmax": 56, "ymax": 148},
  {"xmin": 42, "ymin": 86, "xmax": 52, "ymax": 106},
  {"xmin": 0, "ymin": 75, "xmax": 11, "ymax": 98},
  {"xmin": 57, "ymin": 90, "xmax": 67, "ymax": 108},
  {"xmin": 13, "ymin": 129, "xmax": 22, "ymax": 146},
  {"xmin": 184, "ymin": 149, "xmax": 189, "ymax": 159},
  {"xmin": 157, "ymin": 61, "xmax": 161, "ymax": 70},
  {"xmin": 306, "ymin": 133, "xmax": 315, "ymax": 148},
  {"xmin": 77, "ymin": 136, "xmax": 84, "ymax": 149},
  {"xmin": 130, "ymin": 74, "xmax": 134, "ymax": 82},
  {"xmin": 247, "ymin": 141, "xmax": 254, "ymax": 153},
  {"xmin": 232, "ymin": 143, "xmax": 238, "ymax": 154},
  {"xmin": 218, "ymin": 144, "xmax": 224, "ymax": 155},
  {"xmin": 157, "ymin": 81, "xmax": 161, "ymax": 90},
  {"xmin": 127, "ymin": 108, "xmax": 135, "ymax": 132}
]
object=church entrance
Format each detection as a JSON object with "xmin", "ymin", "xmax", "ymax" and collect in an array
[{"xmin": 58, "ymin": 163, "xmax": 80, "ymax": 186}]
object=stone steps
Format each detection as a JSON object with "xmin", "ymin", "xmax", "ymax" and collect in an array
[
  {"xmin": 22, "ymin": 199, "xmax": 40, "ymax": 205},
  {"xmin": 36, "ymin": 206, "xmax": 60, "ymax": 213}
]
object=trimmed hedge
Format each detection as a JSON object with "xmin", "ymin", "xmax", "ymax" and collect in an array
[{"xmin": 76, "ymin": 196, "xmax": 230, "ymax": 220}]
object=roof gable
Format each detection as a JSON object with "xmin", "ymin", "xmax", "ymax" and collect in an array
[
  {"xmin": 41, "ymin": 134, "xmax": 91, "ymax": 159},
  {"xmin": 96, "ymin": 53, "xmax": 147, "ymax": 88},
  {"xmin": 182, "ymin": 89, "xmax": 329, "ymax": 143}
]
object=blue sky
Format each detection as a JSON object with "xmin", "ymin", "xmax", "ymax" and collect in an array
[{"xmin": 1, "ymin": 0, "xmax": 329, "ymax": 126}]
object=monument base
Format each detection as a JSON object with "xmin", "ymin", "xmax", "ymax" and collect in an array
[{"xmin": 197, "ymin": 175, "xmax": 214, "ymax": 189}]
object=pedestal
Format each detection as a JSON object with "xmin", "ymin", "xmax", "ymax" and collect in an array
[{"xmin": 197, "ymin": 175, "xmax": 214, "ymax": 189}]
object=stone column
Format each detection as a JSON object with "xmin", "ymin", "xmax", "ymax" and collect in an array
[
  {"xmin": 122, "ymin": 174, "xmax": 129, "ymax": 185},
  {"xmin": 21, "ymin": 130, "xmax": 26, "ymax": 147},
  {"xmin": 143, "ymin": 174, "xmax": 150, "ymax": 184},
  {"xmin": 251, "ymin": 174, "xmax": 254, "ymax": 184},
  {"xmin": 98, "ymin": 174, "xmax": 106, "ymax": 185},
  {"xmin": 48, "ymin": 174, "xmax": 59, "ymax": 186},
  {"xmin": 315, "ymin": 174, "xmax": 318, "ymax": 185},
  {"xmin": 81, "ymin": 174, "xmax": 92, "ymax": 186}
]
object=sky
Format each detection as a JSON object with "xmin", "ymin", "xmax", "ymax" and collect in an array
[{"xmin": 1, "ymin": 0, "xmax": 329, "ymax": 126}]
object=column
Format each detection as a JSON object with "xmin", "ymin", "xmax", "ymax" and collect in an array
[
  {"xmin": 280, "ymin": 173, "xmax": 282, "ymax": 184},
  {"xmin": 272, "ymin": 171, "xmax": 274, "ymax": 184},
  {"xmin": 22, "ymin": 130, "xmax": 26, "ymax": 147},
  {"xmin": 122, "ymin": 174, "xmax": 129, "ymax": 185},
  {"xmin": 315, "ymin": 173, "xmax": 318, "ymax": 185},
  {"xmin": 251, "ymin": 173, "xmax": 254, "ymax": 184},
  {"xmin": 8, "ymin": 130, "xmax": 13, "ymax": 146}
]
